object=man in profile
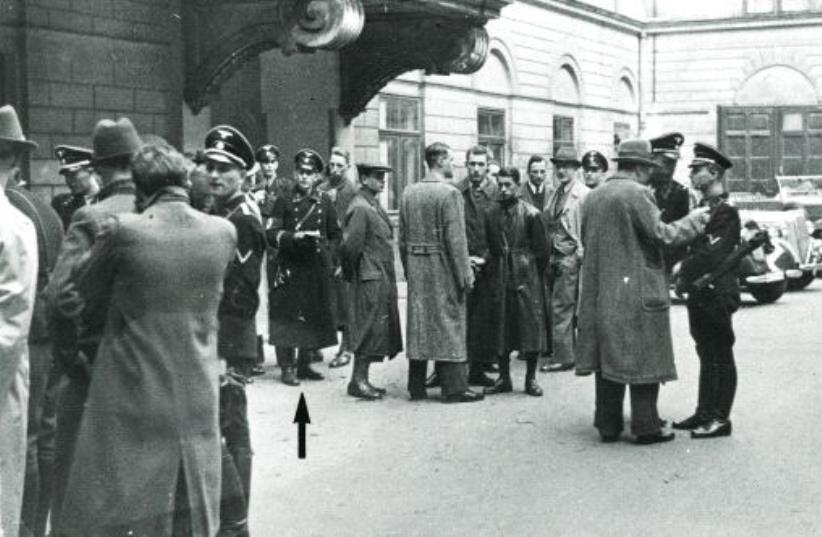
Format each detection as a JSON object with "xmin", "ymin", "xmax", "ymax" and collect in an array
[{"xmin": 399, "ymin": 142, "xmax": 483, "ymax": 403}]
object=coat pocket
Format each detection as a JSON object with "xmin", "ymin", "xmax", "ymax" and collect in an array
[{"xmin": 640, "ymin": 265, "xmax": 670, "ymax": 312}]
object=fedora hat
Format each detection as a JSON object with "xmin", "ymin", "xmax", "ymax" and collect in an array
[
  {"xmin": 550, "ymin": 146, "xmax": 581, "ymax": 167},
  {"xmin": 0, "ymin": 105, "xmax": 38, "ymax": 151},
  {"xmin": 92, "ymin": 117, "xmax": 143, "ymax": 163},
  {"xmin": 612, "ymin": 139, "xmax": 660, "ymax": 168}
]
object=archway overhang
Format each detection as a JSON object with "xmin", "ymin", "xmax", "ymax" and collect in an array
[{"xmin": 182, "ymin": 0, "xmax": 511, "ymax": 117}]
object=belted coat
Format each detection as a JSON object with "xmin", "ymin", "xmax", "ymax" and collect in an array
[
  {"xmin": 577, "ymin": 174, "xmax": 707, "ymax": 384},
  {"xmin": 59, "ymin": 189, "xmax": 236, "ymax": 537},
  {"xmin": 0, "ymin": 190, "xmax": 38, "ymax": 537},
  {"xmin": 477, "ymin": 198, "xmax": 550, "ymax": 356},
  {"xmin": 267, "ymin": 188, "xmax": 341, "ymax": 349},
  {"xmin": 399, "ymin": 175, "xmax": 473, "ymax": 362}
]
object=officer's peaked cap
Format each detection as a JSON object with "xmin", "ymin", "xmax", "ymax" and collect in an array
[
  {"xmin": 689, "ymin": 142, "xmax": 732, "ymax": 171},
  {"xmin": 649, "ymin": 132, "xmax": 684, "ymax": 159},
  {"xmin": 55, "ymin": 145, "xmax": 93, "ymax": 174},
  {"xmin": 255, "ymin": 144, "xmax": 280, "ymax": 163},
  {"xmin": 581, "ymin": 150, "xmax": 608, "ymax": 172},
  {"xmin": 294, "ymin": 148, "xmax": 324, "ymax": 173},
  {"xmin": 204, "ymin": 125, "xmax": 255, "ymax": 171}
]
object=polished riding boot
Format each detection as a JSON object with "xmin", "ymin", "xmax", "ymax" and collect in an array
[
  {"xmin": 673, "ymin": 359, "xmax": 712, "ymax": 430},
  {"xmin": 297, "ymin": 349, "xmax": 324, "ymax": 380},
  {"xmin": 347, "ymin": 357, "xmax": 382, "ymax": 400}
]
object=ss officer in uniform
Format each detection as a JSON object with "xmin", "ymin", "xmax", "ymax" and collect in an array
[
  {"xmin": 51, "ymin": 146, "xmax": 100, "ymax": 231},
  {"xmin": 268, "ymin": 149, "xmax": 341, "ymax": 385},
  {"xmin": 203, "ymin": 125, "xmax": 266, "ymax": 536},
  {"xmin": 675, "ymin": 143, "xmax": 739, "ymax": 439},
  {"xmin": 649, "ymin": 132, "xmax": 693, "ymax": 273}
]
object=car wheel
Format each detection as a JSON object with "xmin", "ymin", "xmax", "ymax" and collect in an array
[
  {"xmin": 787, "ymin": 270, "xmax": 816, "ymax": 290},
  {"xmin": 749, "ymin": 279, "xmax": 787, "ymax": 303}
]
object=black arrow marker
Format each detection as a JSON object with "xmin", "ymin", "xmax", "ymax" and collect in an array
[{"xmin": 293, "ymin": 392, "xmax": 311, "ymax": 459}]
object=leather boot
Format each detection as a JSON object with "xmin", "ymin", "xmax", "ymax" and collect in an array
[
  {"xmin": 297, "ymin": 350, "xmax": 324, "ymax": 380},
  {"xmin": 347, "ymin": 357, "xmax": 382, "ymax": 400},
  {"xmin": 281, "ymin": 367, "xmax": 300, "ymax": 386},
  {"xmin": 716, "ymin": 361, "xmax": 737, "ymax": 420}
]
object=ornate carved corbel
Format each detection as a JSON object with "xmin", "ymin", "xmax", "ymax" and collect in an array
[
  {"xmin": 183, "ymin": 0, "xmax": 364, "ymax": 113},
  {"xmin": 338, "ymin": 20, "xmax": 491, "ymax": 122}
]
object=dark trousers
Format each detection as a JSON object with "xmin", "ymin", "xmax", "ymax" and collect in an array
[
  {"xmin": 51, "ymin": 373, "xmax": 89, "ymax": 530},
  {"xmin": 466, "ymin": 284, "xmax": 495, "ymax": 369},
  {"xmin": 219, "ymin": 380, "xmax": 252, "ymax": 536},
  {"xmin": 687, "ymin": 293, "xmax": 739, "ymax": 420},
  {"xmin": 275, "ymin": 346, "xmax": 314, "ymax": 368},
  {"xmin": 407, "ymin": 360, "xmax": 468, "ymax": 397},
  {"xmin": 594, "ymin": 373, "xmax": 663, "ymax": 437},
  {"xmin": 20, "ymin": 345, "xmax": 60, "ymax": 537}
]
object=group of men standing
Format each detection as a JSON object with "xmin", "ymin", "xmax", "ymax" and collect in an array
[{"xmin": 0, "ymin": 90, "xmax": 747, "ymax": 537}]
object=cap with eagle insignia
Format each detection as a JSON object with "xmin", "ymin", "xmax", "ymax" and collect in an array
[
  {"xmin": 294, "ymin": 148, "xmax": 324, "ymax": 173},
  {"xmin": 55, "ymin": 145, "xmax": 93, "ymax": 175},
  {"xmin": 649, "ymin": 132, "xmax": 685, "ymax": 160},
  {"xmin": 689, "ymin": 142, "xmax": 733, "ymax": 170},
  {"xmin": 255, "ymin": 144, "xmax": 280, "ymax": 163},
  {"xmin": 204, "ymin": 125, "xmax": 255, "ymax": 170}
]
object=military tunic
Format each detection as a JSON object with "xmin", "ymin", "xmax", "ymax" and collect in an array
[
  {"xmin": 51, "ymin": 192, "xmax": 91, "ymax": 231},
  {"xmin": 267, "ymin": 189, "xmax": 341, "ymax": 349},
  {"xmin": 654, "ymin": 179, "xmax": 692, "ymax": 272}
]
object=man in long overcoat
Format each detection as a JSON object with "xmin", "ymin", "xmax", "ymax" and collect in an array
[
  {"xmin": 399, "ymin": 142, "xmax": 483, "ymax": 403},
  {"xmin": 543, "ymin": 147, "xmax": 589, "ymax": 373},
  {"xmin": 46, "ymin": 117, "xmax": 143, "ymax": 529},
  {"xmin": 268, "ymin": 149, "xmax": 341, "ymax": 384},
  {"xmin": 455, "ymin": 145, "xmax": 498, "ymax": 387},
  {"xmin": 0, "ymin": 105, "xmax": 39, "ymax": 537},
  {"xmin": 317, "ymin": 147, "xmax": 359, "ymax": 369},
  {"xmin": 479, "ymin": 167, "xmax": 549, "ymax": 397},
  {"xmin": 577, "ymin": 139, "xmax": 708, "ymax": 445},
  {"xmin": 339, "ymin": 163, "xmax": 402, "ymax": 400},
  {"xmin": 58, "ymin": 143, "xmax": 235, "ymax": 537}
]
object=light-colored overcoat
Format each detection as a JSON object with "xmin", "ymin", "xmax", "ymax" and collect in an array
[
  {"xmin": 399, "ymin": 175, "xmax": 473, "ymax": 362},
  {"xmin": 0, "ymin": 190, "xmax": 38, "ymax": 537},
  {"xmin": 58, "ymin": 189, "xmax": 236, "ymax": 537},
  {"xmin": 577, "ymin": 174, "xmax": 706, "ymax": 384}
]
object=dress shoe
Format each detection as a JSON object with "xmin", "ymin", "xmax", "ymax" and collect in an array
[
  {"xmin": 444, "ymin": 390, "xmax": 485, "ymax": 403},
  {"xmin": 468, "ymin": 370, "xmax": 496, "ymax": 387},
  {"xmin": 545, "ymin": 362, "xmax": 574, "ymax": 373},
  {"xmin": 483, "ymin": 377, "xmax": 513, "ymax": 395},
  {"xmin": 296, "ymin": 364, "xmax": 324, "ymax": 381},
  {"xmin": 424, "ymin": 372, "xmax": 441, "ymax": 388},
  {"xmin": 524, "ymin": 379, "xmax": 543, "ymax": 397},
  {"xmin": 347, "ymin": 380, "xmax": 382, "ymax": 400},
  {"xmin": 691, "ymin": 419, "xmax": 732, "ymax": 439},
  {"xmin": 634, "ymin": 431, "xmax": 675, "ymax": 445},
  {"xmin": 408, "ymin": 390, "xmax": 427, "ymax": 401},
  {"xmin": 328, "ymin": 351, "xmax": 353, "ymax": 368},
  {"xmin": 249, "ymin": 364, "xmax": 265, "ymax": 377},
  {"xmin": 281, "ymin": 367, "xmax": 300, "ymax": 386},
  {"xmin": 672, "ymin": 413, "xmax": 710, "ymax": 430},
  {"xmin": 367, "ymin": 381, "xmax": 386, "ymax": 395}
]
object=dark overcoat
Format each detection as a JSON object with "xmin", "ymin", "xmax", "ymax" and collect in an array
[
  {"xmin": 339, "ymin": 189, "xmax": 402, "ymax": 358},
  {"xmin": 477, "ymin": 198, "xmax": 549, "ymax": 355},
  {"xmin": 267, "ymin": 189, "xmax": 341, "ymax": 349},
  {"xmin": 317, "ymin": 176, "xmax": 358, "ymax": 329},
  {"xmin": 399, "ymin": 176, "xmax": 473, "ymax": 362},
  {"xmin": 577, "ymin": 174, "xmax": 707, "ymax": 384},
  {"xmin": 59, "ymin": 189, "xmax": 236, "ymax": 537}
]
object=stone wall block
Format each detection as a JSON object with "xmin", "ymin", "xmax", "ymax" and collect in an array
[
  {"xmin": 72, "ymin": 0, "xmax": 113, "ymax": 17},
  {"xmin": 94, "ymin": 85, "xmax": 134, "ymax": 110},
  {"xmin": 50, "ymin": 82, "xmax": 94, "ymax": 108},
  {"xmin": 135, "ymin": 89, "xmax": 167, "ymax": 113},
  {"xmin": 29, "ymin": 107, "xmax": 74, "ymax": 134},
  {"xmin": 48, "ymin": 9, "xmax": 93, "ymax": 33},
  {"xmin": 28, "ymin": 81, "xmax": 51, "ymax": 106}
]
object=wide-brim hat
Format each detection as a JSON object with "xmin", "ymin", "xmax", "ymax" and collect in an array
[
  {"xmin": 204, "ymin": 125, "xmax": 255, "ymax": 171},
  {"xmin": 550, "ymin": 146, "xmax": 581, "ymax": 167},
  {"xmin": 356, "ymin": 162, "xmax": 392, "ymax": 177},
  {"xmin": 0, "ymin": 105, "xmax": 38, "ymax": 151},
  {"xmin": 92, "ymin": 117, "xmax": 143, "ymax": 163},
  {"xmin": 612, "ymin": 139, "xmax": 660, "ymax": 168}
]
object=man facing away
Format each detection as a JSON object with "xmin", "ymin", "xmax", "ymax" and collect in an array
[
  {"xmin": 399, "ymin": 142, "xmax": 483, "ymax": 403},
  {"xmin": 0, "ymin": 104, "xmax": 39, "ymax": 537},
  {"xmin": 577, "ymin": 139, "xmax": 709, "ymax": 445}
]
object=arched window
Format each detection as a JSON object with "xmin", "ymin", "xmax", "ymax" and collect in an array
[
  {"xmin": 616, "ymin": 76, "xmax": 636, "ymax": 110},
  {"xmin": 554, "ymin": 64, "xmax": 581, "ymax": 105},
  {"xmin": 473, "ymin": 50, "xmax": 512, "ymax": 95},
  {"xmin": 736, "ymin": 65, "xmax": 817, "ymax": 106}
]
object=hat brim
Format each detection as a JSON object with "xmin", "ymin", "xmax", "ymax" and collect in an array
[
  {"xmin": 204, "ymin": 149, "xmax": 248, "ymax": 170},
  {"xmin": 59, "ymin": 161, "xmax": 92, "ymax": 175},
  {"xmin": 612, "ymin": 156, "xmax": 660, "ymax": 168},
  {"xmin": 550, "ymin": 158, "xmax": 581, "ymax": 167},
  {"xmin": 0, "ymin": 136, "xmax": 38, "ymax": 151}
]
